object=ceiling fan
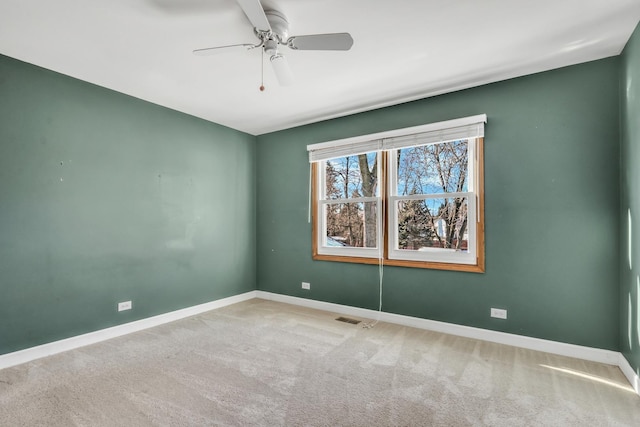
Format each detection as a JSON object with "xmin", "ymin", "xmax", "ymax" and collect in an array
[{"xmin": 193, "ymin": 0, "xmax": 354, "ymax": 89}]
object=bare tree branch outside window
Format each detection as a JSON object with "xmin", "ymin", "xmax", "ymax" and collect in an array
[
  {"xmin": 396, "ymin": 140, "xmax": 469, "ymax": 251},
  {"xmin": 325, "ymin": 153, "xmax": 377, "ymax": 248}
]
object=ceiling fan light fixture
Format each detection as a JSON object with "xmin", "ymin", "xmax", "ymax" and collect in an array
[
  {"xmin": 270, "ymin": 54, "xmax": 293, "ymax": 86},
  {"xmin": 264, "ymin": 39, "xmax": 278, "ymax": 56}
]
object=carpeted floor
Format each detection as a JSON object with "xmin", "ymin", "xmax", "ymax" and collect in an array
[{"xmin": 1, "ymin": 298, "xmax": 639, "ymax": 426}]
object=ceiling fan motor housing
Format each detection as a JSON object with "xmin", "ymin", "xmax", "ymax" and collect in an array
[{"xmin": 265, "ymin": 10, "xmax": 289, "ymax": 42}]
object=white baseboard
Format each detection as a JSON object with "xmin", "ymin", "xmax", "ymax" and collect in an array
[
  {"xmin": 2, "ymin": 289, "xmax": 638, "ymax": 398},
  {"xmin": 255, "ymin": 291, "xmax": 621, "ymax": 366},
  {"xmin": 0, "ymin": 291, "xmax": 257, "ymax": 371},
  {"xmin": 618, "ymin": 353, "xmax": 640, "ymax": 395},
  {"xmin": 258, "ymin": 291, "xmax": 640, "ymax": 395}
]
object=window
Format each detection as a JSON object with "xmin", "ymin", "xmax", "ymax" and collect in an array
[
  {"xmin": 318, "ymin": 152, "xmax": 381, "ymax": 258},
  {"xmin": 309, "ymin": 115, "xmax": 485, "ymax": 272}
]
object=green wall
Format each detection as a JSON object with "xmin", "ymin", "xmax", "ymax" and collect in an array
[
  {"xmin": 0, "ymin": 45, "xmax": 628, "ymax": 357},
  {"xmin": 257, "ymin": 58, "xmax": 621, "ymax": 350},
  {"xmin": 621, "ymin": 23, "xmax": 640, "ymax": 374},
  {"xmin": 0, "ymin": 55, "xmax": 256, "ymax": 355}
]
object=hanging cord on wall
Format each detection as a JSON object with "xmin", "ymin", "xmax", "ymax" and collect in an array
[
  {"xmin": 363, "ymin": 174, "xmax": 384, "ymax": 329},
  {"xmin": 308, "ymin": 163, "xmax": 312, "ymax": 223},
  {"xmin": 362, "ymin": 255, "xmax": 384, "ymax": 329}
]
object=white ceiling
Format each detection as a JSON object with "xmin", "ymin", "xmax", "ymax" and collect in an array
[{"xmin": 1, "ymin": 1, "xmax": 639, "ymax": 136}]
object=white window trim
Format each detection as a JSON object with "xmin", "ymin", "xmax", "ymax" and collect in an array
[
  {"xmin": 387, "ymin": 139, "xmax": 478, "ymax": 265},
  {"xmin": 316, "ymin": 155, "xmax": 383, "ymax": 258},
  {"xmin": 308, "ymin": 114, "xmax": 486, "ymax": 271}
]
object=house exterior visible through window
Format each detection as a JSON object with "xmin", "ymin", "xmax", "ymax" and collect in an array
[{"xmin": 308, "ymin": 115, "xmax": 486, "ymax": 273}]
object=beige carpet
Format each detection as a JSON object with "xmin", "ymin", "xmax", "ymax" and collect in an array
[{"xmin": 0, "ymin": 298, "xmax": 639, "ymax": 426}]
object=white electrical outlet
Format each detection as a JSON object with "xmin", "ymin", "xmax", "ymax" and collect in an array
[
  {"xmin": 301, "ymin": 282, "xmax": 311, "ymax": 290},
  {"xmin": 118, "ymin": 301, "xmax": 132, "ymax": 311},
  {"xmin": 491, "ymin": 308, "xmax": 507, "ymax": 319}
]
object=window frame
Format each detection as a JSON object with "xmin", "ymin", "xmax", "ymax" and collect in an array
[
  {"xmin": 310, "ymin": 117, "xmax": 485, "ymax": 273},
  {"xmin": 387, "ymin": 140, "xmax": 477, "ymax": 265},
  {"xmin": 316, "ymin": 152, "xmax": 383, "ymax": 258}
]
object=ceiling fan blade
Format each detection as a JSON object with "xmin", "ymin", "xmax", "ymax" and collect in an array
[
  {"xmin": 287, "ymin": 33, "xmax": 354, "ymax": 51},
  {"xmin": 236, "ymin": 0, "xmax": 271, "ymax": 32},
  {"xmin": 270, "ymin": 54, "xmax": 293, "ymax": 86},
  {"xmin": 193, "ymin": 44, "xmax": 256, "ymax": 56}
]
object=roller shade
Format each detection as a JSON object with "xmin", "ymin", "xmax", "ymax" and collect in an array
[
  {"xmin": 383, "ymin": 121, "xmax": 484, "ymax": 150},
  {"xmin": 307, "ymin": 138, "xmax": 382, "ymax": 163},
  {"xmin": 307, "ymin": 114, "xmax": 486, "ymax": 162}
]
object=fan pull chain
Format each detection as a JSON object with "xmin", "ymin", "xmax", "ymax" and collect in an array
[{"xmin": 259, "ymin": 49, "xmax": 265, "ymax": 92}]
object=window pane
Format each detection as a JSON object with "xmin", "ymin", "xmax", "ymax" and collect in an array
[
  {"xmin": 396, "ymin": 197, "xmax": 468, "ymax": 251},
  {"xmin": 325, "ymin": 201, "xmax": 377, "ymax": 248},
  {"xmin": 325, "ymin": 152, "xmax": 378, "ymax": 199},
  {"xmin": 396, "ymin": 140, "xmax": 468, "ymax": 195}
]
